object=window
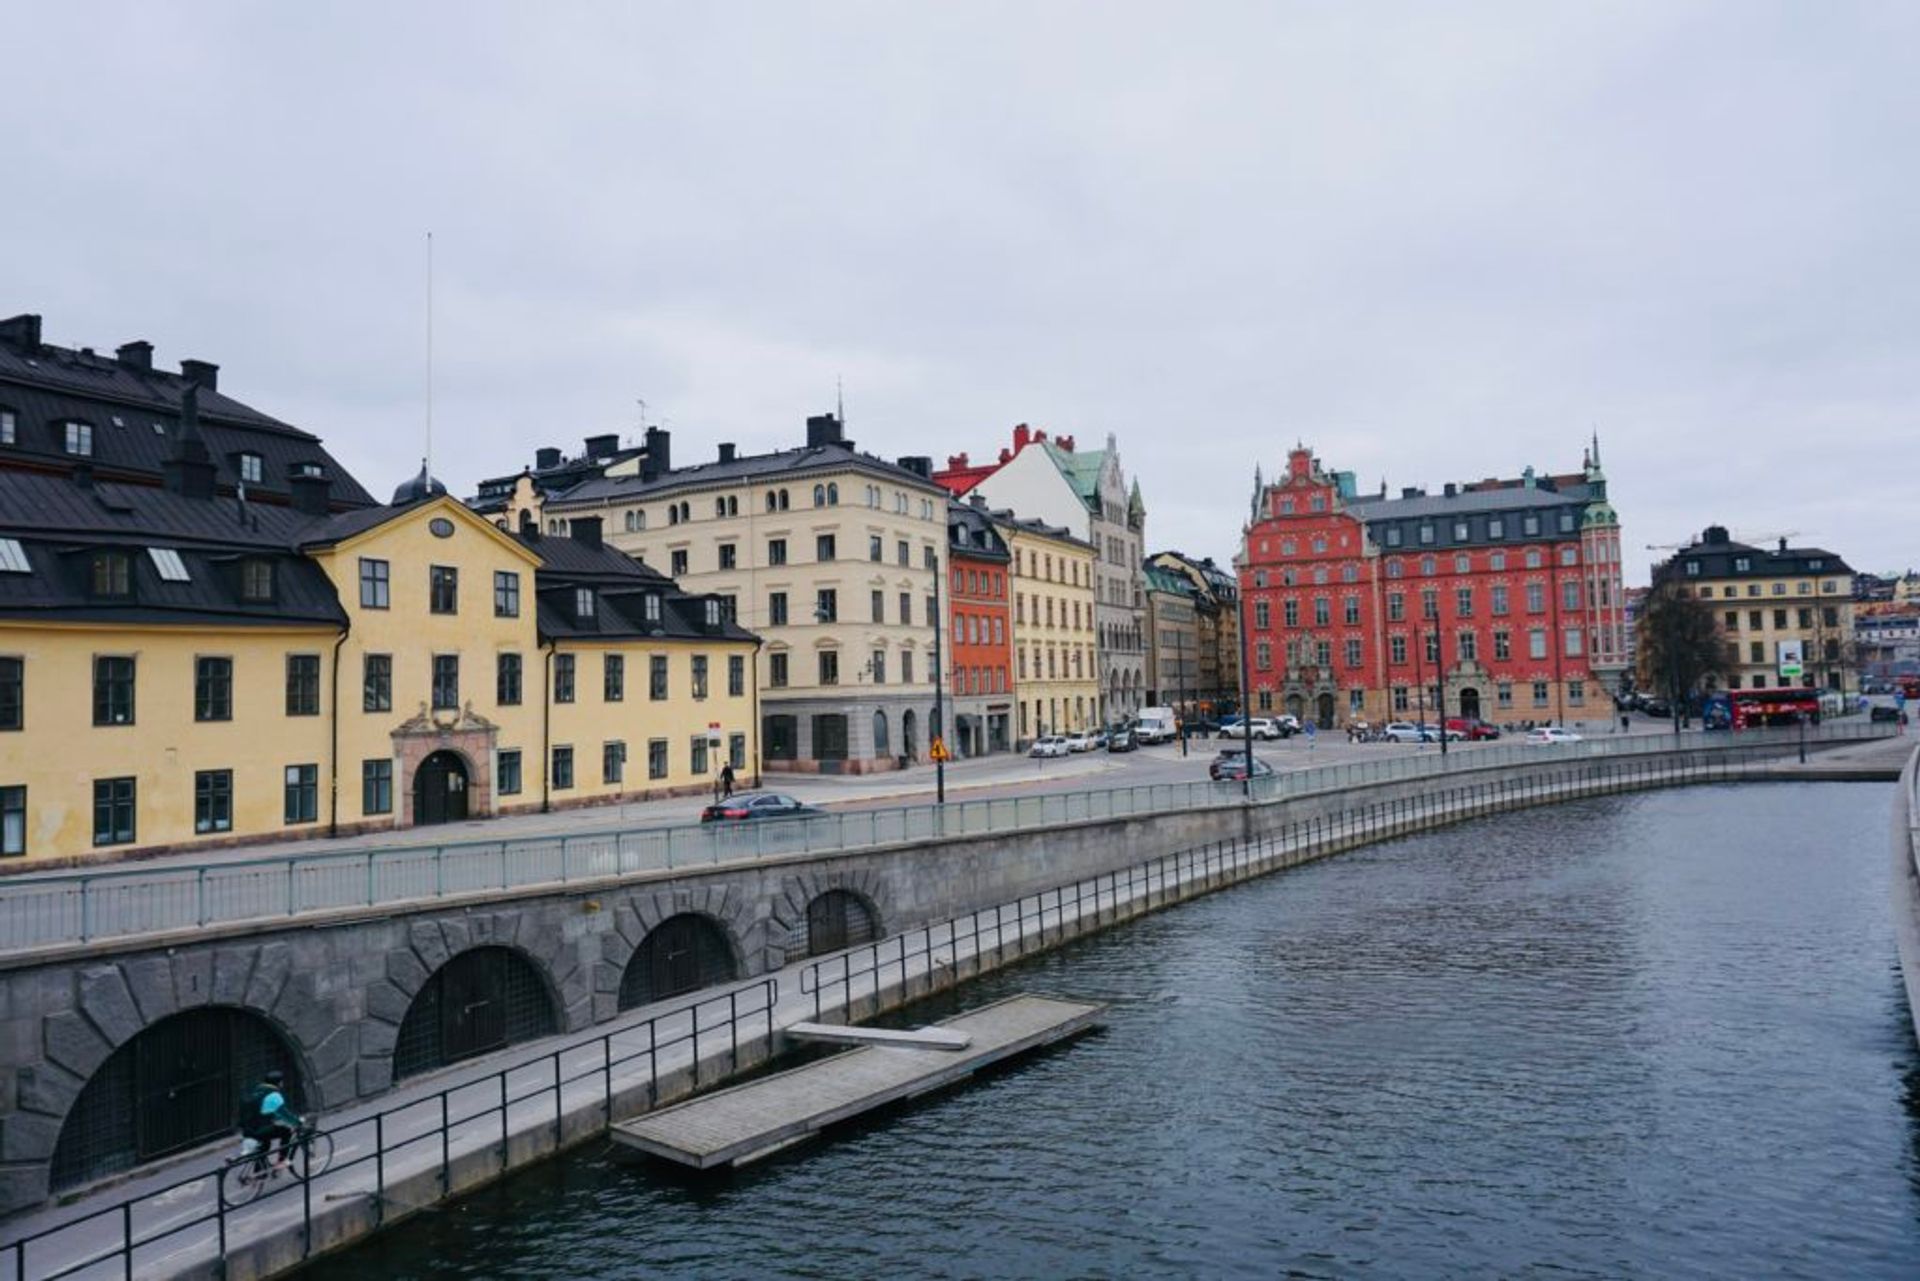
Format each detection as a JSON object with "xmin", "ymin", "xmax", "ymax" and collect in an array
[
  {"xmin": 604, "ymin": 741, "xmax": 626, "ymax": 785},
  {"xmin": 770, "ymin": 652, "xmax": 789, "ymax": 687},
  {"xmin": 719, "ymin": 543, "xmax": 737, "ymax": 570},
  {"xmin": 1421, "ymin": 589, "xmax": 1438, "ymax": 620},
  {"xmin": 1568, "ymin": 680, "xmax": 1585, "ymax": 706},
  {"xmin": 1284, "ymin": 599, "xmax": 1299, "ymax": 627},
  {"xmin": 498, "ymin": 653, "xmax": 522, "ymax": 705},
  {"xmin": 431, "ymin": 655, "xmax": 459, "ymax": 710},
  {"xmin": 1424, "ymin": 633, "xmax": 1440, "ymax": 664},
  {"xmin": 90, "ymin": 551, "xmax": 131, "ymax": 598},
  {"xmin": 729, "ymin": 654, "xmax": 745, "ymax": 696},
  {"xmin": 497, "ymin": 750, "xmax": 521, "ymax": 796},
  {"xmin": 816, "ymin": 534, "xmax": 836, "ymax": 562},
  {"xmin": 1345, "ymin": 638, "xmax": 1363, "ymax": 667},
  {"xmin": 430, "ymin": 566, "xmax": 458, "ymax": 614},
  {"xmin": 362, "ymin": 760, "xmax": 392, "ymax": 815},
  {"xmin": 924, "ymin": 545, "xmax": 939, "ymax": 570},
  {"xmin": 494, "ymin": 571, "xmax": 520, "ymax": 618},
  {"xmin": 869, "ymin": 650, "xmax": 886, "ymax": 685},
  {"xmin": 873, "ymin": 590, "xmax": 886, "ymax": 623},
  {"xmin": 1387, "ymin": 593, "xmax": 1404, "ymax": 622},
  {"xmin": 869, "ymin": 535, "xmax": 883, "ymax": 562},
  {"xmin": 1526, "ymin": 582, "xmax": 1545, "ymax": 613},
  {"xmin": 193, "ymin": 770, "xmax": 232, "ymax": 834},
  {"xmin": 235, "ymin": 452, "xmax": 263, "ymax": 484},
  {"xmin": 819, "ymin": 650, "xmax": 840, "ymax": 686},
  {"xmin": 1532, "ymin": 681, "xmax": 1550, "ymax": 707},
  {"xmin": 1491, "ymin": 585, "xmax": 1509, "ymax": 616},
  {"xmin": 1528, "ymin": 628, "xmax": 1547, "ymax": 660},
  {"xmin": 1344, "ymin": 598, "xmax": 1361, "ymax": 625},
  {"xmin": 236, "ymin": 559, "xmax": 273, "ymax": 602},
  {"xmin": 94, "ymin": 656, "xmax": 135, "ymax": 725},
  {"xmin": 1385, "ymin": 527, "xmax": 1402, "ymax": 548},
  {"xmin": 649, "ymin": 739, "xmax": 669, "ymax": 779},
  {"xmin": 1254, "ymin": 601, "xmax": 1270, "ymax": 629},
  {"xmin": 1314, "ymin": 598, "xmax": 1331, "ymax": 626},
  {"xmin": 692, "ymin": 656, "xmax": 710, "ymax": 699},
  {"xmin": 1390, "ymin": 635, "xmax": 1407, "ymax": 664},
  {"xmin": 1458, "ymin": 631, "xmax": 1478, "ymax": 662},
  {"xmin": 670, "ymin": 550, "xmax": 688, "ymax": 577},
  {"xmin": 901, "ymin": 592, "xmax": 913, "ymax": 626},
  {"xmin": 602, "ymin": 653, "xmax": 624, "ymax": 702},
  {"xmin": 94, "ymin": 777, "xmax": 136, "ymax": 845},
  {"xmin": 192, "ymin": 657, "xmax": 231, "ymax": 722},
  {"xmin": 768, "ymin": 538, "xmax": 788, "ymax": 566},
  {"xmin": 65, "ymin": 421, "xmax": 94, "ymax": 456},
  {"xmin": 1392, "ymin": 686, "xmax": 1410, "ymax": 712},
  {"xmin": 769, "ymin": 592, "xmax": 789, "ymax": 626},
  {"xmin": 650, "ymin": 654, "xmax": 668, "ymax": 700},
  {"xmin": 816, "ymin": 589, "xmax": 838, "ymax": 623},
  {"xmin": 283, "ymin": 764, "xmax": 318, "ymax": 825},
  {"xmin": 1494, "ymin": 630, "xmax": 1511, "ymax": 660},
  {"xmin": 552, "ymin": 746, "xmax": 574, "ymax": 790},
  {"xmin": 0, "ymin": 539, "xmax": 25, "ymax": 574},
  {"xmin": 901, "ymin": 651, "xmax": 914, "ymax": 684},
  {"xmin": 285, "ymin": 654, "xmax": 321, "ymax": 715},
  {"xmin": 1418, "ymin": 524, "xmax": 1434, "ymax": 546},
  {"xmin": 1255, "ymin": 641, "xmax": 1272, "ymax": 670},
  {"xmin": 364, "ymin": 654, "xmax": 392, "ymax": 712},
  {"xmin": 1456, "ymin": 587, "xmax": 1473, "ymax": 617},
  {"xmin": 898, "ymin": 539, "xmax": 911, "ymax": 567},
  {"xmin": 1523, "ymin": 514, "xmax": 1541, "ymax": 537},
  {"xmin": 554, "ymin": 654, "xmax": 576, "ymax": 703},
  {"xmin": 0, "ymin": 409, "xmax": 12, "ymax": 446},
  {"xmin": 0, "ymin": 786, "xmax": 22, "ymax": 856},
  {"xmin": 359, "ymin": 558, "xmax": 390, "ymax": 609},
  {"xmin": 730, "ymin": 733, "xmax": 746, "ymax": 770}
]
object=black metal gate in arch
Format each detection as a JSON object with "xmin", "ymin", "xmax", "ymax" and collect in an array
[
  {"xmin": 619, "ymin": 914, "xmax": 738, "ymax": 1011},
  {"xmin": 806, "ymin": 890, "xmax": 880, "ymax": 957},
  {"xmin": 393, "ymin": 947, "xmax": 557, "ymax": 1081}
]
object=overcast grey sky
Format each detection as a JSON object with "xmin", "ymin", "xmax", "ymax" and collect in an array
[{"xmin": 7, "ymin": 2, "xmax": 1916, "ymax": 580}]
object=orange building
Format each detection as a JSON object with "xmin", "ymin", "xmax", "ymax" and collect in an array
[{"xmin": 946, "ymin": 496, "xmax": 1014, "ymax": 755}]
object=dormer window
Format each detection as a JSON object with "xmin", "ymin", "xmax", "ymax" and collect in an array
[
  {"xmin": 239, "ymin": 453, "xmax": 264, "ymax": 484},
  {"xmin": 1733, "ymin": 556, "xmax": 1751, "ymax": 572},
  {"xmin": 0, "ymin": 539, "xmax": 27, "ymax": 574},
  {"xmin": 293, "ymin": 461, "xmax": 323, "ymax": 479},
  {"xmin": 90, "ymin": 551, "xmax": 131, "ymax": 598},
  {"xmin": 148, "ymin": 548, "xmax": 190, "ymax": 582},
  {"xmin": 0, "ymin": 408, "xmax": 15, "ymax": 445},
  {"xmin": 644, "ymin": 593, "xmax": 662, "ymax": 623},
  {"xmin": 64, "ymin": 421, "xmax": 93, "ymax": 456},
  {"xmin": 705, "ymin": 599, "xmax": 721, "ymax": 627},
  {"xmin": 575, "ymin": 588, "xmax": 595, "ymax": 618},
  {"xmin": 240, "ymin": 559, "xmax": 274, "ymax": 601}
]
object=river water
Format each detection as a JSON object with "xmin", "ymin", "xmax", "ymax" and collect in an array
[{"xmin": 308, "ymin": 783, "xmax": 1920, "ymax": 1279}]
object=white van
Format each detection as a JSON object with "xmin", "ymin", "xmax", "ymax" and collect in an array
[{"xmin": 1136, "ymin": 707, "xmax": 1178, "ymax": 744}]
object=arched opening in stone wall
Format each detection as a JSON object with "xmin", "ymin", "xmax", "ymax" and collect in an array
[
  {"xmin": 393, "ymin": 947, "xmax": 557, "ymax": 1081},
  {"xmin": 619, "ymin": 914, "xmax": 739, "ymax": 1011},
  {"xmin": 1316, "ymin": 692, "xmax": 1336, "ymax": 728},
  {"xmin": 413, "ymin": 749, "xmax": 471, "ymax": 826},
  {"xmin": 806, "ymin": 890, "xmax": 881, "ymax": 957},
  {"xmin": 50, "ymin": 1006, "xmax": 302, "ymax": 1192}
]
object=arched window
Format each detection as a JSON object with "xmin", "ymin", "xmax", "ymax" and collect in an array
[
  {"xmin": 619, "ymin": 914, "xmax": 738, "ymax": 1010},
  {"xmin": 715, "ymin": 498, "xmax": 726, "ymax": 518},
  {"xmin": 872, "ymin": 709, "xmax": 890, "ymax": 757},
  {"xmin": 826, "ymin": 483, "xmax": 838, "ymax": 505},
  {"xmin": 813, "ymin": 484, "xmax": 826, "ymax": 507},
  {"xmin": 51, "ymin": 1007, "xmax": 301, "ymax": 1191},
  {"xmin": 807, "ymin": 890, "xmax": 880, "ymax": 956},
  {"xmin": 767, "ymin": 491, "xmax": 778, "ymax": 512},
  {"xmin": 778, "ymin": 489, "xmax": 789, "ymax": 510},
  {"xmin": 394, "ymin": 947, "xmax": 557, "ymax": 1081}
]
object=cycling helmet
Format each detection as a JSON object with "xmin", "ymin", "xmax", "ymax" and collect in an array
[{"xmin": 264, "ymin": 1070, "xmax": 285, "ymax": 1086}]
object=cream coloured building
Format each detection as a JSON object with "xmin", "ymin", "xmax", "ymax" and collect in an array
[
  {"xmin": 522, "ymin": 414, "xmax": 952, "ymax": 772},
  {"xmin": 990, "ymin": 510, "xmax": 1098, "ymax": 742}
]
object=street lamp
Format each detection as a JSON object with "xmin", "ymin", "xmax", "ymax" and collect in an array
[{"xmin": 931, "ymin": 560, "xmax": 947, "ymax": 804}]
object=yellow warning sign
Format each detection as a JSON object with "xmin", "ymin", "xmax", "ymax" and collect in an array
[{"xmin": 929, "ymin": 737, "xmax": 952, "ymax": 763}]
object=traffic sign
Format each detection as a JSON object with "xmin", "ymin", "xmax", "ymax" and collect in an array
[{"xmin": 929, "ymin": 737, "xmax": 951, "ymax": 763}]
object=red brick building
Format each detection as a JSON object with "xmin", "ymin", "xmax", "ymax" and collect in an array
[
  {"xmin": 946, "ymin": 496, "xmax": 1015, "ymax": 755},
  {"xmin": 1237, "ymin": 443, "xmax": 1627, "ymax": 729}
]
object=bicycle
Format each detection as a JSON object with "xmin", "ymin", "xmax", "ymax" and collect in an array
[{"xmin": 221, "ymin": 1121, "xmax": 334, "ymax": 1207}]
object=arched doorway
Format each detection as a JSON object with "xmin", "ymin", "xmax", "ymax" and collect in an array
[
  {"xmin": 619, "ymin": 913, "xmax": 739, "ymax": 1011},
  {"xmin": 51, "ymin": 1007, "xmax": 302, "ymax": 1191},
  {"xmin": 901, "ymin": 710, "xmax": 918, "ymax": 762},
  {"xmin": 1316, "ymin": 692, "xmax": 1335, "ymax": 728},
  {"xmin": 806, "ymin": 890, "xmax": 881, "ymax": 956},
  {"xmin": 1284, "ymin": 693, "xmax": 1305, "ymax": 721},
  {"xmin": 413, "ymin": 750, "xmax": 469, "ymax": 825},
  {"xmin": 1458, "ymin": 687, "xmax": 1482, "ymax": 720},
  {"xmin": 872, "ymin": 710, "xmax": 890, "ymax": 758},
  {"xmin": 394, "ymin": 947, "xmax": 556, "ymax": 1081}
]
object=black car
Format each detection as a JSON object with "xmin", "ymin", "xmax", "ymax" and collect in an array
[
  {"xmin": 1107, "ymin": 728, "xmax": 1137, "ymax": 752},
  {"xmin": 699, "ymin": 792, "xmax": 824, "ymax": 822},
  {"xmin": 1208, "ymin": 755, "xmax": 1273, "ymax": 782}
]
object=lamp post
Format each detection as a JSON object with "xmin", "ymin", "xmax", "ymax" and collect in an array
[
  {"xmin": 1433, "ymin": 627, "xmax": 1448, "ymax": 759},
  {"xmin": 932, "ymin": 562, "xmax": 946, "ymax": 804},
  {"xmin": 1238, "ymin": 588, "xmax": 1254, "ymax": 799},
  {"xmin": 1414, "ymin": 626, "xmax": 1428, "ymax": 750}
]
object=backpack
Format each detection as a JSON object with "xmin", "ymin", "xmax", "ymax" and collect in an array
[{"xmin": 236, "ymin": 1083, "xmax": 274, "ymax": 1135}]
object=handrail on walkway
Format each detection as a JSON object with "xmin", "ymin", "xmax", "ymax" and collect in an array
[
  {"xmin": 0, "ymin": 721, "xmax": 1892, "ymax": 954},
  {"xmin": 2, "ymin": 976, "xmax": 779, "ymax": 1281}
]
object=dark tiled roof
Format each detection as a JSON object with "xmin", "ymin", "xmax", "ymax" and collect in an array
[
  {"xmin": 549, "ymin": 441, "xmax": 946, "ymax": 507},
  {"xmin": 1344, "ymin": 481, "xmax": 1590, "ymax": 522},
  {"xmin": 947, "ymin": 500, "xmax": 1012, "ymax": 562},
  {"xmin": 517, "ymin": 531, "xmax": 758, "ymax": 644},
  {"xmin": 1653, "ymin": 534, "xmax": 1855, "ymax": 583},
  {"xmin": 0, "ymin": 469, "xmax": 319, "ymax": 549},
  {"xmin": 0, "ymin": 323, "xmax": 376, "ymax": 507},
  {"xmin": 984, "ymin": 507, "xmax": 1092, "ymax": 550}
]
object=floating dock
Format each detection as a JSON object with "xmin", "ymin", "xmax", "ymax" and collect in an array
[{"xmin": 611, "ymin": 993, "xmax": 1105, "ymax": 1168}]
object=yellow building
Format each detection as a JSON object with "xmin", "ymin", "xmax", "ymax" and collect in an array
[
  {"xmin": 1655, "ymin": 526, "xmax": 1857, "ymax": 694},
  {"xmin": 991, "ymin": 510, "xmax": 1098, "ymax": 742},
  {"xmin": 0, "ymin": 463, "xmax": 756, "ymax": 866}
]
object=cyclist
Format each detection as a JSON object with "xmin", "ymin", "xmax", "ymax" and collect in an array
[{"xmin": 237, "ymin": 1070, "xmax": 301, "ymax": 1169}]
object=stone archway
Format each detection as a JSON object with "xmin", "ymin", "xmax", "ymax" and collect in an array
[
  {"xmin": 392, "ymin": 705, "xmax": 497, "ymax": 829},
  {"xmin": 413, "ymin": 750, "xmax": 469, "ymax": 825},
  {"xmin": 1458, "ymin": 687, "xmax": 1482, "ymax": 720},
  {"xmin": 1316, "ymin": 692, "xmax": 1336, "ymax": 728},
  {"xmin": 902, "ymin": 709, "xmax": 919, "ymax": 762}
]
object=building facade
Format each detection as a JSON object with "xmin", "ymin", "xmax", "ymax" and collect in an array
[
  {"xmin": 936, "ymin": 424, "xmax": 1147, "ymax": 725},
  {"xmin": 534, "ymin": 415, "xmax": 950, "ymax": 773},
  {"xmin": 992, "ymin": 510, "xmax": 1098, "ymax": 743},
  {"xmin": 946, "ymin": 497, "xmax": 1014, "ymax": 757},
  {"xmin": 1237, "ymin": 443, "xmax": 1628, "ymax": 729},
  {"xmin": 1148, "ymin": 551, "xmax": 1241, "ymax": 716},
  {"xmin": 1144, "ymin": 563, "xmax": 1201, "ymax": 709},
  {"xmin": 1650, "ymin": 526, "xmax": 1857, "ymax": 693}
]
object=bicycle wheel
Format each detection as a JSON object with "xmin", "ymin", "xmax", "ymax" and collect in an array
[
  {"xmin": 222, "ymin": 1158, "xmax": 266, "ymax": 1208},
  {"xmin": 291, "ymin": 1131, "xmax": 334, "ymax": 1180}
]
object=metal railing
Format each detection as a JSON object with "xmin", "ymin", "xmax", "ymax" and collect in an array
[
  {"xmin": 2, "ymin": 977, "xmax": 778, "ymax": 1281},
  {"xmin": 0, "ymin": 721, "xmax": 1891, "ymax": 954}
]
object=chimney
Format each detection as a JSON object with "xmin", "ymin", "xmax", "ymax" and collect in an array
[
  {"xmin": 116, "ymin": 340, "xmax": 153, "ymax": 371},
  {"xmin": 998, "ymin": 447, "xmax": 1012, "ymax": 464},
  {"xmin": 969, "ymin": 493, "xmax": 988, "ymax": 509},
  {"xmin": 1056, "ymin": 435, "xmax": 1074, "ymax": 452},
  {"xmin": 180, "ymin": 359, "xmax": 219, "ymax": 392},
  {"xmin": 947, "ymin": 452, "xmax": 969, "ymax": 469},
  {"xmin": 1012, "ymin": 423, "xmax": 1031, "ymax": 451},
  {"xmin": 162, "ymin": 383, "xmax": 217, "ymax": 500},
  {"xmin": 1401, "ymin": 487, "xmax": 1420, "ymax": 499},
  {"xmin": 1703, "ymin": 525, "xmax": 1731, "ymax": 545},
  {"xmin": 805, "ymin": 414, "xmax": 843, "ymax": 449},
  {"xmin": 534, "ymin": 446, "xmax": 562, "ymax": 471},
  {"xmin": 570, "ymin": 515, "xmax": 603, "ymax": 549},
  {"xmin": 896, "ymin": 455, "xmax": 932, "ymax": 479},
  {"xmin": 0, "ymin": 314, "xmax": 42, "ymax": 352},
  {"xmin": 1443, "ymin": 482, "xmax": 1457, "ymax": 497},
  {"xmin": 288, "ymin": 465, "xmax": 331, "ymax": 516},
  {"xmin": 1778, "ymin": 536, "xmax": 1788, "ymax": 553},
  {"xmin": 583, "ymin": 433, "xmax": 619, "ymax": 461},
  {"xmin": 643, "ymin": 425, "xmax": 672, "ymax": 477},
  {"xmin": 718, "ymin": 442, "xmax": 737, "ymax": 464}
]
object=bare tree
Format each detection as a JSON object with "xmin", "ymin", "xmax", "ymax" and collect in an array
[{"xmin": 1636, "ymin": 580, "xmax": 1726, "ymax": 733}]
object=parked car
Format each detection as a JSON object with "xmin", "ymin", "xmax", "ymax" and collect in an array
[
  {"xmin": 1065, "ymin": 731, "xmax": 1093, "ymax": 753},
  {"xmin": 1638, "ymin": 698, "xmax": 1673, "ymax": 718},
  {"xmin": 699, "ymin": 792, "xmax": 825, "ymax": 822},
  {"xmin": 1216, "ymin": 716, "xmax": 1246, "ymax": 736},
  {"xmin": 1419, "ymin": 722, "xmax": 1465, "ymax": 742},
  {"xmin": 1136, "ymin": 707, "xmax": 1178, "ymax": 743},
  {"xmin": 1107, "ymin": 728, "xmax": 1138, "ymax": 752},
  {"xmin": 1210, "ymin": 755, "xmax": 1274, "ymax": 782},
  {"xmin": 1524, "ymin": 726, "xmax": 1583, "ymax": 745},
  {"xmin": 1381, "ymin": 721, "xmax": 1429, "ymax": 743},
  {"xmin": 1088, "ymin": 729, "xmax": 1110, "ymax": 750},
  {"xmin": 1028, "ymin": 736, "xmax": 1070, "ymax": 758},
  {"xmin": 1444, "ymin": 717, "xmax": 1501, "ymax": 741},
  {"xmin": 1274, "ymin": 714, "xmax": 1303, "ymax": 737}
]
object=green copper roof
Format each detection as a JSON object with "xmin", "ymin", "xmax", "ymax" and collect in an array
[{"xmin": 1041, "ymin": 440, "xmax": 1106, "ymax": 505}]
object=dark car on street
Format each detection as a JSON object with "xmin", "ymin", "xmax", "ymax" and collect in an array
[
  {"xmin": 699, "ymin": 792, "xmax": 824, "ymax": 822},
  {"xmin": 1209, "ymin": 754, "xmax": 1274, "ymax": 782},
  {"xmin": 1107, "ymin": 727, "xmax": 1138, "ymax": 752}
]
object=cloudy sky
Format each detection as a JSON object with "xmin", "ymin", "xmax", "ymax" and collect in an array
[{"xmin": 8, "ymin": 2, "xmax": 1915, "ymax": 580}]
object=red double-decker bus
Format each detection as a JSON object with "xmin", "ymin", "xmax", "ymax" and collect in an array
[{"xmin": 1729, "ymin": 688, "xmax": 1822, "ymax": 729}]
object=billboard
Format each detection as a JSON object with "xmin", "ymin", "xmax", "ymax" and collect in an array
[{"xmin": 1777, "ymin": 638, "xmax": 1804, "ymax": 678}]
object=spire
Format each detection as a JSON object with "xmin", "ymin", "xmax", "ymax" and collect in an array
[{"xmin": 1590, "ymin": 428, "xmax": 1601, "ymax": 468}]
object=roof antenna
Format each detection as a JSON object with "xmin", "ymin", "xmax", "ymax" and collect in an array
[
  {"xmin": 424, "ymin": 231, "xmax": 435, "ymax": 484},
  {"xmin": 836, "ymin": 375, "xmax": 845, "ymax": 425}
]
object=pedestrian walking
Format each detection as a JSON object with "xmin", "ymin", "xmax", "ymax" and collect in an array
[{"xmin": 718, "ymin": 762, "xmax": 735, "ymax": 799}]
